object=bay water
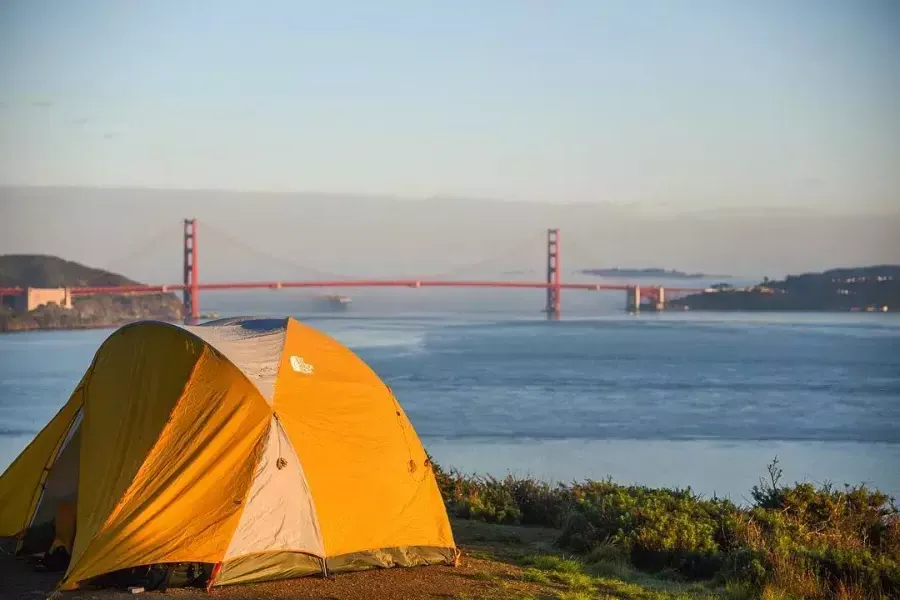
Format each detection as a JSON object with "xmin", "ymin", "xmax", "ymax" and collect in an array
[{"xmin": 2, "ymin": 293, "xmax": 898, "ymax": 504}]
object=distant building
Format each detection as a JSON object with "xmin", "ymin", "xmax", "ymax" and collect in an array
[{"xmin": 10, "ymin": 287, "xmax": 73, "ymax": 312}]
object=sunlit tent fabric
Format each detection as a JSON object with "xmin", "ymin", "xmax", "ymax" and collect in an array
[{"xmin": 0, "ymin": 317, "xmax": 457, "ymax": 589}]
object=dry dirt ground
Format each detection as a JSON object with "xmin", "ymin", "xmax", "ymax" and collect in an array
[
  {"xmin": 1, "ymin": 521, "xmax": 572, "ymax": 600},
  {"xmin": 3, "ymin": 520, "xmax": 727, "ymax": 600}
]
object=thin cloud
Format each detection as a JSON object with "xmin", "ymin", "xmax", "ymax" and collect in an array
[{"xmin": 30, "ymin": 100, "xmax": 54, "ymax": 108}]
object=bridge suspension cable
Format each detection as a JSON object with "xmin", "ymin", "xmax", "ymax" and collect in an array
[
  {"xmin": 412, "ymin": 231, "xmax": 547, "ymax": 280},
  {"xmin": 200, "ymin": 221, "xmax": 546, "ymax": 283},
  {"xmin": 99, "ymin": 225, "xmax": 182, "ymax": 278},
  {"xmin": 201, "ymin": 222, "xmax": 364, "ymax": 280}
]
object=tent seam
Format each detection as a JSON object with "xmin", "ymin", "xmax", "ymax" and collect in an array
[
  {"xmin": 220, "ymin": 416, "xmax": 278, "ymax": 564},
  {"xmin": 280, "ymin": 319, "xmax": 328, "ymax": 558},
  {"xmin": 267, "ymin": 316, "xmax": 290, "ymax": 405},
  {"xmin": 184, "ymin": 317, "xmax": 286, "ymax": 406}
]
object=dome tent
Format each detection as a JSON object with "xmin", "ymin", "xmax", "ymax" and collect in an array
[{"xmin": 0, "ymin": 317, "xmax": 457, "ymax": 589}]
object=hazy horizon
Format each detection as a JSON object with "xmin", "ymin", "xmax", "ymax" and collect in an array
[{"xmin": 2, "ymin": 186, "xmax": 898, "ymax": 284}]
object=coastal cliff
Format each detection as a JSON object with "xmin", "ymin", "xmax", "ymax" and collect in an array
[
  {"xmin": 0, "ymin": 255, "xmax": 183, "ymax": 332},
  {"xmin": 669, "ymin": 265, "xmax": 900, "ymax": 312}
]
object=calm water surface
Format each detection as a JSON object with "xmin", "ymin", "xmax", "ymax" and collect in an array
[{"xmin": 1, "ymin": 301, "xmax": 898, "ymax": 503}]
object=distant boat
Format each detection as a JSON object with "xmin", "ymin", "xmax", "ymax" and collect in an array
[{"xmin": 314, "ymin": 294, "xmax": 351, "ymax": 311}]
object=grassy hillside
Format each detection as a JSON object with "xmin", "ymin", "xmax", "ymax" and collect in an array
[
  {"xmin": 433, "ymin": 457, "xmax": 899, "ymax": 600},
  {"xmin": 0, "ymin": 254, "xmax": 139, "ymax": 288}
]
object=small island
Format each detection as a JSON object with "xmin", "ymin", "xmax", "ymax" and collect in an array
[
  {"xmin": 669, "ymin": 265, "xmax": 899, "ymax": 312},
  {"xmin": 580, "ymin": 267, "xmax": 730, "ymax": 280},
  {"xmin": 0, "ymin": 255, "xmax": 183, "ymax": 333}
]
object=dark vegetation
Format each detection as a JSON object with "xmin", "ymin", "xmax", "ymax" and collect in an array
[
  {"xmin": 0, "ymin": 255, "xmax": 182, "ymax": 332},
  {"xmin": 431, "ymin": 455, "xmax": 900, "ymax": 599},
  {"xmin": 0, "ymin": 254, "xmax": 144, "ymax": 288},
  {"xmin": 670, "ymin": 266, "xmax": 900, "ymax": 312}
]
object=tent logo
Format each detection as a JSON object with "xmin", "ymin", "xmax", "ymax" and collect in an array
[{"xmin": 289, "ymin": 355, "xmax": 314, "ymax": 375}]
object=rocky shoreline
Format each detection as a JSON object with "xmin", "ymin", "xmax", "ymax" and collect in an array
[{"xmin": 0, "ymin": 293, "xmax": 183, "ymax": 333}]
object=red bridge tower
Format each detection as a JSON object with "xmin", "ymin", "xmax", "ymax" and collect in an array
[
  {"xmin": 183, "ymin": 218, "xmax": 199, "ymax": 324},
  {"xmin": 545, "ymin": 228, "xmax": 561, "ymax": 320}
]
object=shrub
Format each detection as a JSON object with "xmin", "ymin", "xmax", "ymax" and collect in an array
[
  {"xmin": 559, "ymin": 481, "xmax": 733, "ymax": 579},
  {"xmin": 455, "ymin": 475, "xmax": 524, "ymax": 525},
  {"xmin": 506, "ymin": 476, "xmax": 572, "ymax": 527},
  {"xmin": 428, "ymin": 453, "xmax": 899, "ymax": 598},
  {"xmin": 739, "ymin": 458, "xmax": 900, "ymax": 596}
]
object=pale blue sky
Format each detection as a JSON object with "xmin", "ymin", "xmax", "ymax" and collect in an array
[{"xmin": 1, "ymin": 0, "xmax": 898, "ymax": 210}]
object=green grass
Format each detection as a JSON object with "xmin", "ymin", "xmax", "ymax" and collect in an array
[
  {"xmin": 519, "ymin": 555, "xmax": 584, "ymax": 574},
  {"xmin": 455, "ymin": 519, "xmax": 733, "ymax": 600},
  {"xmin": 520, "ymin": 553, "xmax": 727, "ymax": 599}
]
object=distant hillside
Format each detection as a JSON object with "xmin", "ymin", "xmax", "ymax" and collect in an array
[
  {"xmin": 0, "ymin": 254, "xmax": 139, "ymax": 288},
  {"xmin": 669, "ymin": 265, "xmax": 900, "ymax": 312},
  {"xmin": 0, "ymin": 255, "xmax": 182, "ymax": 332},
  {"xmin": 580, "ymin": 267, "xmax": 730, "ymax": 280}
]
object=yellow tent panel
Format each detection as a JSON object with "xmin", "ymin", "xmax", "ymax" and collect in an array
[{"xmin": 0, "ymin": 317, "xmax": 457, "ymax": 590}]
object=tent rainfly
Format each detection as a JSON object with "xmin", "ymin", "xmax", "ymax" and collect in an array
[{"xmin": 0, "ymin": 317, "xmax": 457, "ymax": 589}]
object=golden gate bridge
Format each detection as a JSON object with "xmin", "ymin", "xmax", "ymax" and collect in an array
[{"xmin": 1, "ymin": 219, "xmax": 708, "ymax": 322}]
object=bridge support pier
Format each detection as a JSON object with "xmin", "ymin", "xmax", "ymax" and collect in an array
[
  {"xmin": 545, "ymin": 228, "xmax": 561, "ymax": 320},
  {"xmin": 183, "ymin": 218, "xmax": 199, "ymax": 324},
  {"xmin": 626, "ymin": 285, "xmax": 641, "ymax": 314},
  {"xmin": 655, "ymin": 286, "xmax": 666, "ymax": 312}
]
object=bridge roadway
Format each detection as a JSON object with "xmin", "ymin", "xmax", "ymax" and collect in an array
[{"xmin": 0, "ymin": 279, "xmax": 707, "ymax": 296}]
